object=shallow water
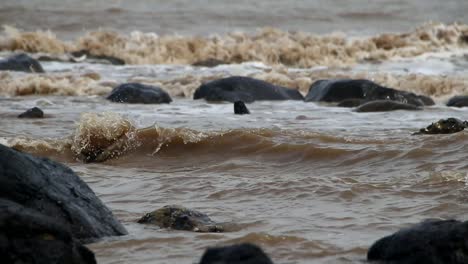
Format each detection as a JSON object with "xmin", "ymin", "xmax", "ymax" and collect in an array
[{"xmin": 1, "ymin": 1, "xmax": 468, "ymax": 264}]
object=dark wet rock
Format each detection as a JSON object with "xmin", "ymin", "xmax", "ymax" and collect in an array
[
  {"xmin": 355, "ymin": 100, "xmax": 421, "ymax": 112},
  {"xmin": 0, "ymin": 144, "xmax": 127, "ymax": 242},
  {"xmin": 193, "ymin": 76, "xmax": 304, "ymax": 103},
  {"xmin": 447, "ymin": 96, "xmax": 468, "ymax": 107},
  {"xmin": 70, "ymin": 50, "xmax": 125, "ymax": 65},
  {"xmin": 336, "ymin": 98, "xmax": 367, "ymax": 107},
  {"xmin": 192, "ymin": 58, "xmax": 227, "ymax": 67},
  {"xmin": 199, "ymin": 243, "xmax": 274, "ymax": 264},
  {"xmin": 107, "ymin": 83, "xmax": 172, "ymax": 104},
  {"xmin": 234, "ymin": 101, "xmax": 250, "ymax": 115},
  {"xmin": 0, "ymin": 199, "xmax": 96, "ymax": 264},
  {"xmin": 304, "ymin": 79, "xmax": 434, "ymax": 106},
  {"xmin": 367, "ymin": 219, "xmax": 468, "ymax": 264},
  {"xmin": 18, "ymin": 107, "xmax": 44, "ymax": 118},
  {"xmin": 138, "ymin": 205, "xmax": 224, "ymax": 232},
  {"xmin": 414, "ymin": 118, "xmax": 468, "ymax": 135},
  {"xmin": 0, "ymin": 53, "xmax": 45, "ymax": 73}
]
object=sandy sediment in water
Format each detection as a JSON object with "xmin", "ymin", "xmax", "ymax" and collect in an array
[
  {"xmin": 0, "ymin": 71, "xmax": 113, "ymax": 96},
  {"xmin": 0, "ymin": 23, "xmax": 467, "ymax": 67}
]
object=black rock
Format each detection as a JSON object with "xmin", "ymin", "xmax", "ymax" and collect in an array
[
  {"xmin": 107, "ymin": 83, "xmax": 172, "ymax": 104},
  {"xmin": 414, "ymin": 118, "xmax": 468, "ymax": 135},
  {"xmin": 355, "ymin": 100, "xmax": 421, "ymax": 112},
  {"xmin": 304, "ymin": 79, "xmax": 434, "ymax": 106},
  {"xmin": 367, "ymin": 219, "xmax": 468, "ymax": 264},
  {"xmin": 192, "ymin": 58, "xmax": 227, "ymax": 67},
  {"xmin": 0, "ymin": 144, "xmax": 127, "ymax": 242},
  {"xmin": 337, "ymin": 98, "xmax": 367, "ymax": 107},
  {"xmin": 138, "ymin": 205, "xmax": 224, "ymax": 232},
  {"xmin": 18, "ymin": 107, "xmax": 44, "ymax": 118},
  {"xmin": 0, "ymin": 53, "xmax": 45, "ymax": 73},
  {"xmin": 70, "ymin": 50, "xmax": 125, "ymax": 65},
  {"xmin": 447, "ymin": 96, "xmax": 468, "ymax": 107},
  {"xmin": 199, "ymin": 243, "xmax": 274, "ymax": 264},
  {"xmin": 0, "ymin": 199, "xmax": 96, "ymax": 264},
  {"xmin": 193, "ymin": 76, "xmax": 304, "ymax": 103},
  {"xmin": 234, "ymin": 101, "xmax": 250, "ymax": 114}
]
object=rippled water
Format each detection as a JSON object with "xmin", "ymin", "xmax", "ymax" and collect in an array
[{"xmin": 1, "ymin": 1, "xmax": 468, "ymax": 263}]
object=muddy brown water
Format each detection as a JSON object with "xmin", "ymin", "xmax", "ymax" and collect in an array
[{"xmin": 1, "ymin": 1, "xmax": 468, "ymax": 263}]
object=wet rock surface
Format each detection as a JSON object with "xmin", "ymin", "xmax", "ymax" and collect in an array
[
  {"xmin": 367, "ymin": 219, "xmax": 468, "ymax": 264},
  {"xmin": 193, "ymin": 76, "xmax": 304, "ymax": 103},
  {"xmin": 70, "ymin": 50, "xmax": 125, "ymax": 65},
  {"xmin": 305, "ymin": 79, "xmax": 434, "ymax": 106},
  {"xmin": 192, "ymin": 58, "xmax": 227, "ymax": 67},
  {"xmin": 138, "ymin": 205, "xmax": 225, "ymax": 232},
  {"xmin": 355, "ymin": 100, "xmax": 421, "ymax": 112},
  {"xmin": 18, "ymin": 107, "xmax": 44, "ymax": 118},
  {"xmin": 414, "ymin": 118, "xmax": 468, "ymax": 135},
  {"xmin": 446, "ymin": 96, "xmax": 468, "ymax": 107},
  {"xmin": 0, "ymin": 199, "xmax": 96, "ymax": 264},
  {"xmin": 199, "ymin": 243, "xmax": 274, "ymax": 264},
  {"xmin": 107, "ymin": 83, "xmax": 172, "ymax": 104},
  {"xmin": 0, "ymin": 53, "xmax": 45, "ymax": 73},
  {"xmin": 0, "ymin": 144, "xmax": 127, "ymax": 242}
]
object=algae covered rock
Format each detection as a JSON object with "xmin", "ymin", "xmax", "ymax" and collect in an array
[
  {"xmin": 138, "ymin": 205, "xmax": 224, "ymax": 232},
  {"xmin": 414, "ymin": 118, "xmax": 468, "ymax": 135}
]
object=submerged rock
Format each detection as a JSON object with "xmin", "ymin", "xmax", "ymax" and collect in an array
[
  {"xmin": 446, "ymin": 96, "xmax": 468, "ymax": 107},
  {"xmin": 0, "ymin": 53, "xmax": 45, "ymax": 73},
  {"xmin": 414, "ymin": 118, "xmax": 468, "ymax": 135},
  {"xmin": 107, "ymin": 83, "xmax": 172, "ymax": 104},
  {"xmin": 0, "ymin": 144, "xmax": 127, "ymax": 242},
  {"xmin": 355, "ymin": 100, "xmax": 421, "ymax": 112},
  {"xmin": 193, "ymin": 76, "xmax": 304, "ymax": 103},
  {"xmin": 304, "ymin": 79, "xmax": 434, "ymax": 106},
  {"xmin": 199, "ymin": 243, "xmax": 274, "ymax": 264},
  {"xmin": 18, "ymin": 107, "xmax": 44, "ymax": 118},
  {"xmin": 234, "ymin": 101, "xmax": 250, "ymax": 114},
  {"xmin": 192, "ymin": 58, "xmax": 227, "ymax": 67},
  {"xmin": 70, "ymin": 50, "xmax": 125, "ymax": 65},
  {"xmin": 367, "ymin": 219, "xmax": 468, "ymax": 264},
  {"xmin": 0, "ymin": 199, "xmax": 96, "ymax": 264},
  {"xmin": 138, "ymin": 205, "xmax": 224, "ymax": 232}
]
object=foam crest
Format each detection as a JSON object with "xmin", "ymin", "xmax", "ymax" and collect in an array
[
  {"xmin": 0, "ymin": 23, "xmax": 466, "ymax": 67},
  {"xmin": 0, "ymin": 72, "xmax": 112, "ymax": 96}
]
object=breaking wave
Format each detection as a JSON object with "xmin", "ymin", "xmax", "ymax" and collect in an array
[{"xmin": 0, "ymin": 23, "xmax": 467, "ymax": 67}]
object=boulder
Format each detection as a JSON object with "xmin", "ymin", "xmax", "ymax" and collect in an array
[
  {"xmin": 199, "ymin": 243, "xmax": 274, "ymax": 264},
  {"xmin": 367, "ymin": 219, "xmax": 468, "ymax": 264},
  {"xmin": 0, "ymin": 53, "xmax": 45, "ymax": 73},
  {"xmin": 0, "ymin": 199, "xmax": 96, "ymax": 264},
  {"xmin": 234, "ymin": 101, "xmax": 250, "ymax": 115},
  {"xmin": 18, "ymin": 107, "xmax": 44, "ymax": 118},
  {"xmin": 413, "ymin": 118, "xmax": 468, "ymax": 135},
  {"xmin": 138, "ymin": 205, "xmax": 224, "ymax": 232},
  {"xmin": 355, "ymin": 100, "xmax": 421, "ymax": 112},
  {"xmin": 193, "ymin": 76, "xmax": 304, "ymax": 103},
  {"xmin": 0, "ymin": 144, "xmax": 127, "ymax": 242},
  {"xmin": 304, "ymin": 79, "xmax": 434, "ymax": 106},
  {"xmin": 107, "ymin": 83, "xmax": 172, "ymax": 104},
  {"xmin": 447, "ymin": 96, "xmax": 468, "ymax": 107}
]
